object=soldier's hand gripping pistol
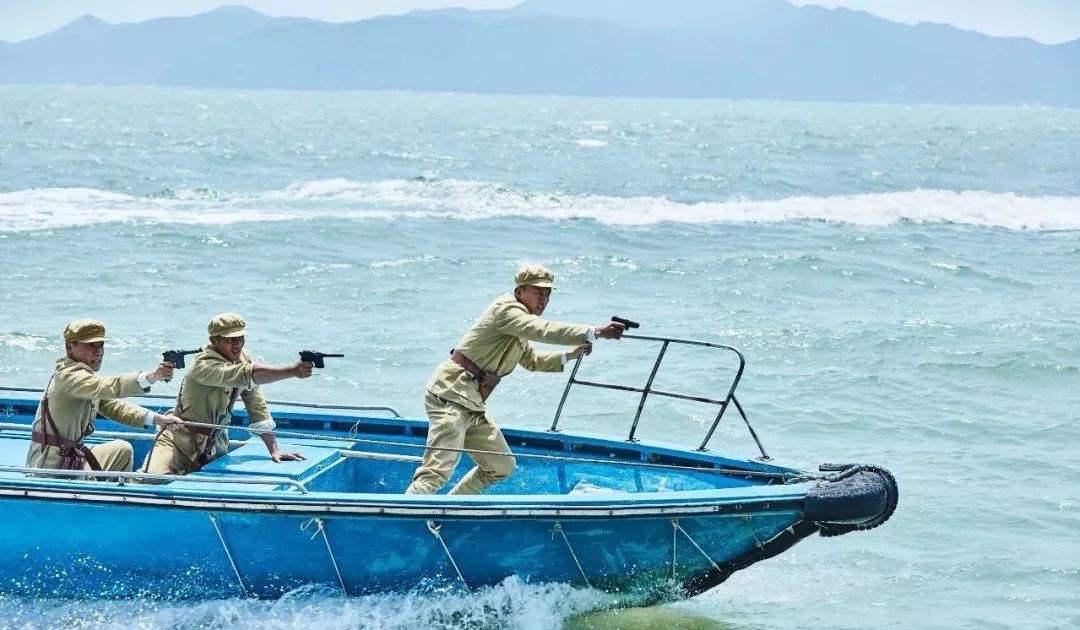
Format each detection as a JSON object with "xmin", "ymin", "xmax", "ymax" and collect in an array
[
  {"xmin": 298, "ymin": 350, "xmax": 345, "ymax": 368},
  {"xmin": 160, "ymin": 349, "xmax": 201, "ymax": 383},
  {"xmin": 593, "ymin": 315, "xmax": 639, "ymax": 340}
]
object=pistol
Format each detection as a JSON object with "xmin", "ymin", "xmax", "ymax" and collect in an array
[
  {"xmin": 161, "ymin": 349, "xmax": 201, "ymax": 382},
  {"xmin": 299, "ymin": 350, "xmax": 345, "ymax": 368},
  {"xmin": 611, "ymin": 316, "xmax": 640, "ymax": 329}
]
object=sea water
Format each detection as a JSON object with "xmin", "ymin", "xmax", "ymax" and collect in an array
[{"xmin": 0, "ymin": 86, "xmax": 1078, "ymax": 629}]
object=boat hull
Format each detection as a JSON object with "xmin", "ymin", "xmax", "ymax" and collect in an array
[
  {"xmin": 0, "ymin": 492, "xmax": 809, "ymax": 600},
  {"xmin": 0, "ymin": 395, "xmax": 895, "ymax": 601}
]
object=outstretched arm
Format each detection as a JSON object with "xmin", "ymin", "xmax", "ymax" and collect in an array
[
  {"xmin": 251, "ymin": 360, "xmax": 313, "ymax": 385},
  {"xmin": 495, "ymin": 304, "xmax": 626, "ymax": 345}
]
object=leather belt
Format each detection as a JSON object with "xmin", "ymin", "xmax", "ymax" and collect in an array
[
  {"xmin": 31, "ymin": 430, "xmax": 102, "ymax": 471},
  {"xmin": 450, "ymin": 350, "xmax": 501, "ymax": 401}
]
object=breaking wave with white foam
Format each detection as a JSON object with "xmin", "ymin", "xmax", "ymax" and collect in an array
[
  {"xmin": 2, "ymin": 179, "xmax": 1078, "ymax": 232},
  {"xmin": 0, "ymin": 578, "xmax": 615, "ymax": 630}
]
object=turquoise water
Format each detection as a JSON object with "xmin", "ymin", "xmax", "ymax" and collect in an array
[{"xmin": 1, "ymin": 86, "xmax": 1079, "ymax": 628}]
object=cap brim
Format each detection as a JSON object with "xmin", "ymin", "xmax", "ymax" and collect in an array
[
  {"xmin": 520, "ymin": 281, "xmax": 555, "ymax": 288},
  {"xmin": 216, "ymin": 329, "xmax": 246, "ymax": 338},
  {"xmin": 78, "ymin": 335, "xmax": 106, "ymax": 343}
]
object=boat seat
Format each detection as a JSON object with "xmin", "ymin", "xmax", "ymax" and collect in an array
[{"xmin": 199, "ymin": 438, "xmax": 349, "ymax": 480}]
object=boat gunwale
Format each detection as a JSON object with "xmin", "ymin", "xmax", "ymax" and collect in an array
[
  {"xmin": 0, "ymin": 394, "xmax": 813, "ymax": 518},
  {"xmin": 0, "ymin": 395, "xmax": 805, "ymax": 476},
  {"xmin": 0, "ymin": 480, "xmax": 809, "ymax": 518}
]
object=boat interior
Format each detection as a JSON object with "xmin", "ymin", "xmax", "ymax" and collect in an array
[{"xmin": 0, "ymin": 400, "xmax": 792, "ymax": 497}]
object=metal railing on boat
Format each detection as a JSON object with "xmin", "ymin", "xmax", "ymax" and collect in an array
[
  {"xmin": 550, "ymin": 333, "xmax": 771, "ymax": 459},
  {"xmin": 0, "ymin": 421, "xmax": 251, "ymax": 449},
  {"xmin": 0, "ymin": 464, "xmax": 309, "ymax": 493},
  {"xmin": 0, "ymin": 422, "xmax": 422, "ymax": 463},
  {"xmin": 0, "ymin": 386, "xmax": 402, "ymax": 417}
]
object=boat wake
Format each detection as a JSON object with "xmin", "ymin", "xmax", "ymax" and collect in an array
[
  {"xmin": 2, "ymin": 180, "xmax": 1077, "ymax": 232},
  {"xmin": 0, "ymin": 578, "xmax": 613, "ymax": 630}
]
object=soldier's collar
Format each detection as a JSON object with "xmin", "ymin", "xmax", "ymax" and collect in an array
[{"xmin": 56, "ymin": 356, "xmax": 93, "ymax": 372}]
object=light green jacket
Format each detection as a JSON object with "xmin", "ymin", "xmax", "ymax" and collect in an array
[
  {"xmin": 427, "ymin": 293, "xmax": 590, "ymax": 412},
  {"xmin": 25, "ymin": 358, "xmax": 149, "ymax": 469},
  {"xmin": 161, "ymin": 345, "xmax": 272, "ymax": 462}
]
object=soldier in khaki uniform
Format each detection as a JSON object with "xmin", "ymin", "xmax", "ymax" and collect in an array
[
  {"xmin": 141, "ymin": 313, "xmax": 312, "ymax": 477},
  {"xmin": 406, "ymin": 265, "xmax": 625, "ymax": 495},
  {"xmin": 25, "ymin": 319, "xmax": 180, "ymax": 473}
]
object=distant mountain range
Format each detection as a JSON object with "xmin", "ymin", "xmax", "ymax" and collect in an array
[{"xmin": 1, "ymin": 1, "xmax": 1078, "ymax": 106}]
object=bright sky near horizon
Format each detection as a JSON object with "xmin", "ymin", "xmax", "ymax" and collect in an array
[{"xmin": 1, "ymin": 0, "xmax": 1078, "ymax": 44}]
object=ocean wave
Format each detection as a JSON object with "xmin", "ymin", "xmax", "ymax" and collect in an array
[
  {"xmin": 0, "ymin": 578, "xmax": 613, "ymax": 630},
  {"xmin": 1, "ymin": 180, "xmax": 1078, "ymax": 231}
]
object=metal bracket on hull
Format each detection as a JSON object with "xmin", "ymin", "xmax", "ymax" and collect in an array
[
  {"xmin": 671, "ymin": 519, "xmax": 721, "ymax": 577},
  {"xmin": 302, "ymin": 517, "xmax": 349, "ymax": 596},
  {"xmin": 426, "ymin": 520, "xmax": 469, "ymax": 590},
  {"xmin": 552, "ymin": 521, "xmax": 592, "ymax": 588},
  {"xmin": 208, "ymin": 513, "xmax": 249, "ymax": 597}
]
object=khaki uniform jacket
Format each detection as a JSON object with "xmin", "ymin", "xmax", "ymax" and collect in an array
[
  {"xmin": 427, "ymin": 293, "xmax": 591, "ymax": 412},
  {"xmin": 161, "ymin": 345, "xmax": 272, "ymax": 462},
  {"xmin": 25, "ymin": 358, "xmax": 149, "ymax": 469}
]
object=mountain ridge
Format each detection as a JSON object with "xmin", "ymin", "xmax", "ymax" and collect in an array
[{"xmin": 1, "ymin": 1, "xmax": 1076, "ymax": 106}]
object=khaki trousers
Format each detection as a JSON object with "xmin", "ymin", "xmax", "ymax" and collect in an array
[
  {"xmin": 405, "ymin": 392, "xmax": 517, "ymax": 495},
  {"xmin": 87, "ymin": 439, "xmax": 134, "ymax": 472},
  {"xmin": 140, "ymin": 429, "xmax": 205, "ymax": 480},
  {"xmin": 28, "ymin": 440, "xmax": 132, "ymax": 478}
]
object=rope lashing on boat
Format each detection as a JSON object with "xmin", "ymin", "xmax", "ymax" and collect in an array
[
  {"xmin": 208, "ymin": 513, "xmax": 249, "ymax": 597},
  {"xmin": 172, "ymin": 419, "xmax": 811, "ymax": 482},
  {"xmin": 301, "ymin": 517, "xmax": 348, "ymax": 595},
  {"xmin": 672, "ymin": 517, "xmax": 678, "ymax": 579},
  {"xmin": 671, "ymin": 518, "xmax": 721, "ymax": 573},
  {"xmin": 552, "ymin": 521, "xmax": 592, "ymax": 588},
  {"xmin": 742, "ymin": 515, "xmax": 764, "ymax": 549},
  {"xmin": 426, "ymin": 520, "xmax": 469, "ymax": 589}
]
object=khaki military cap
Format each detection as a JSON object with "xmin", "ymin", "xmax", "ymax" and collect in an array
[
  {"xmin": 208, "ymin": 313, "xmax": 246, "ymax": 338},
  {"xmin": 515, "ymin": 264, "xmax": 555, "ymax": 289},
  {"xmin": 63, "ymin": 319, "xmax": 107, "ymax": 343}
]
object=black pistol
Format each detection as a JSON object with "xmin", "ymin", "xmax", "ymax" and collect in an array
[
  {"xmin": 161, "ymin": 349, "xmax": 200, "ymax": 382},
  {"xmin": 299, "ymin": 350, "xmax": 345, "ymax": 368},
  {"xmin": 611, "ymin": 316, "xmax": 640, "ymax": 329}
]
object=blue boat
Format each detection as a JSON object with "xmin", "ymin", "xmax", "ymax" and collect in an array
[{"xmin": 0, "ymin": 334, "xmax": 897, "ymax": 602}]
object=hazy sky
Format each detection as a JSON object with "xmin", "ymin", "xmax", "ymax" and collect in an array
[{"xmin": 2, "ymin": 0, "xmax": 1079, "ymax": 44}]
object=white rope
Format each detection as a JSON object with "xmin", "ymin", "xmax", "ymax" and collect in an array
[
  {"xmin": 208, "ymin": 513, "xmax": 249, "ymax": 597},
  {"xmin": 426, "ymin": 520, "xmax": 468, "ymax": 589},
  {"xmin": 552, "ymin": 521, "xmax": 592, "ymax": 588},
  {"xmin": 672, "ymin": 516, "xmax": 678, "ymax": 579},
  {"xmin": 173, "ymin": 419, "xmax": 805, "ymax": 481},
  {"xmin": 302, "ymin": 517, "xmax": 348, "ymax": 595},
  {"xmin": 671, "ymin": 518, "xmax": 721, "ymax": 572}
]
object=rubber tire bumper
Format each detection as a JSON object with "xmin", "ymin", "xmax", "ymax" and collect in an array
[{"xmin": 804, "ymin": 465, "xmax": 898, "ymax": 534}]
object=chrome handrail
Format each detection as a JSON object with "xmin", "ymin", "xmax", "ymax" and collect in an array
[
  {"xmin": 0, "ymin": 387, "xmax": 401, "ymax": 417},
  {"xmin": 0, "ymin": 464, "xmax": 308, "ymax": 493},
  {"xmin": 550, "ymin": 333, "xmax": 770, "ymax": 459}
]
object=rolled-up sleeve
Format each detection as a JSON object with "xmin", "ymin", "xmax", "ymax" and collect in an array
[{"xmin": 241, "ymin": 385, "xmax": 274, "ymax": 430}]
